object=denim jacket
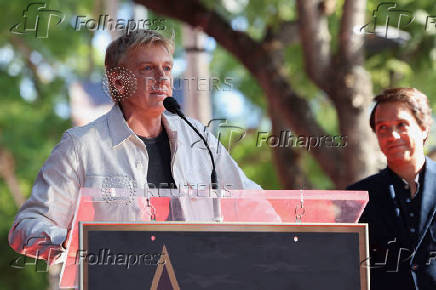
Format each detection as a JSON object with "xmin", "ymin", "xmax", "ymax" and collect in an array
[{"xmin": 9, "ymin": 104, "xmax": 260, "ymax": 263}]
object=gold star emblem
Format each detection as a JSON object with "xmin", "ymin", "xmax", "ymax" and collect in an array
[{"xmin": 150, "ymin": 245, "xmax": 180, "ymax": 290}]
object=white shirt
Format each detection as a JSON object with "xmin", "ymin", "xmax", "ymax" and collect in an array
[{"xmin": 8, "ymin": 104, "xmax": 260, "ymax": 263}]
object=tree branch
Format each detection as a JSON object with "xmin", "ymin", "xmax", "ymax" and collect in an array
[
  {"xmin": 264, "ymin": 20, "xmax": 299, "ymax": 47},
  {"xmin": 268, "ymin": 105, "xmax": 313, "ymax": 189},
  {"xmin": 9, "ymin": 35, "xmax": 43, "ymax": 100},
  {"xmin": 262, "ymin": 21, "xmax": 298, "ymax": 78},
  {"xmin": 137, "ymin": 0, "xmax": 261, "ymax": 71},
  {"xmin": 296, "ymin": 0, "xmax": 332, "ymax": 93},
  {"xmin": 338, "ymin": 0, "xmax": 366, "ymax": 65},
  {"xmin": 0, "ymin": 147, "xmax": 25, "ymax": 208},
  {"xmin": 328, "ymin": 0, "xmax": 379, "ymax": 187},
  {"xmin": 135, "ymin": 0, "xmax": 343, "ymax": 185}
]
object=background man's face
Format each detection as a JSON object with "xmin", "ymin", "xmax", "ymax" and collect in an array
[
  {"xmin": 374, "ymin": 101, "xmax": 428, "ymax": 167},
  {"xmin": 120, "ymin": 43, "xmax": 173, "ymax": 115}
]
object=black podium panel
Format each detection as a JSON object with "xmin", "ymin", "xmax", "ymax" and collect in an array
[{"xmin": 80, "ymin": 223, "xmax": 368, "ymax": 290}]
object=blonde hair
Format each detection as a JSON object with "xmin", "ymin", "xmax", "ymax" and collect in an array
[{"xmin": 105, "ymin": 29, "xmax": 174, "ymax": 70}]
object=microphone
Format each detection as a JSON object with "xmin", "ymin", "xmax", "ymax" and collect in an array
[
  {"xmin": 163, "ymin": 96, "xmax": 182, "ymax": 115},
  {"xmin": 163, "ymin": 97, "xmax": 218, "ymax": 188},
  {"xmin": 163, "ymin": 97, "xmax": 222, "ymax": 222}
]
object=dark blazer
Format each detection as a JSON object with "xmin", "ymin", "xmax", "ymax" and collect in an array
[{"xmin": 348, "ymin": 157, "xmax": 436, "ymax": 290}]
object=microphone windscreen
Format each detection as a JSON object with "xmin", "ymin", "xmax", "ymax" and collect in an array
[{"xmin": 163, "ymin": 97, "xmax": 181, "ymax": 114}]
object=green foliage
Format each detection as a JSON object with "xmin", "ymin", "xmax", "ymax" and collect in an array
[
  {"xmin": 209, "ymin": 0, "xmax": 436, "ymax": 189},
  {"xmin": 1, "ymin": 0, "xmax": 436, "ymax": 288},
  {"xmin": 218, "ymin": 128, "xmax": 281, "ymax": 189},
  {"xmin": 0, "ymin": 182, "xmax": 49, "ymax": 290},
  {"xmin": 210, "ymin": 46, "xmax": 266, "ymax": 108},
  {"xmin": 283, "ymin": 45, "xmax": 320, "ymax": 99},
  {"xmin": 0, "ymin": 0, "xmax": 95, "ymax": 288}
]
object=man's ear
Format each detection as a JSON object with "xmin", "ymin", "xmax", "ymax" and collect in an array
[
  {"xmin": 113, "ymin": 73, "xmax": 126, "ymax": 94},
  {"xmin": 106, "ymin": 66, "xmax": 136, "ymax": 102}
]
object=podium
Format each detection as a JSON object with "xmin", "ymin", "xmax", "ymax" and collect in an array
[{"xmin": 59, "ymin": 188, "xmax": 369, "ymax": 289}]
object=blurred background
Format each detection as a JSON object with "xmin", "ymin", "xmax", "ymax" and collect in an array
[{"xmin": 0, "ymin": 0, "xmax": 435, "ymax": 288}]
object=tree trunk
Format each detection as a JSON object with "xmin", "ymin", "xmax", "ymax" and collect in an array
[
  {"xmin": 134, "ymin": 0, "xmax": 380, "ymax": 188},
  {"xmin": 269, "ymin": 107, "xmax": 313, "ymax": 189},
  {"xmin": 0, "ymin": 147, "xmax": 25, "ymax": 207}
]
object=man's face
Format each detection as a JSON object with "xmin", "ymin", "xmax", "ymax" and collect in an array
[
  {"xmin": 374, "ymin": 101, "xmax": 428, "ymax": 167},
  {"xmin": 119, "ymin": 43, "xmax": 173, "ymax": 115}
]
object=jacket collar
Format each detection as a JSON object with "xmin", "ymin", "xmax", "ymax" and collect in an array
[
  {"xmin": 382, "ymin": 159, "xmax": 436, "ymax": 246},
  {"xmin": 161, "ymin": 111, "xmax": 180, "ymax": 146},
  {"xmin": 418, "ymin": 156, "xmax": 436, "ymax": 235},
  {"xmin": 107, "ymin": 104, "xmax": 182, "ymax": 148},
  {"xmin": 107, "ymin": 104, "xmax": 135, "ymax": 147}
]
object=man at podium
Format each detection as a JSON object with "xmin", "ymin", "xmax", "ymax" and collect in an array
[
  {"xmin": 9, "ymin": 30, "xmax": 260, "ymax": 264},
  {"xmin": 348, "ymin": 88, "xmax": 436, "ymax": 289}
]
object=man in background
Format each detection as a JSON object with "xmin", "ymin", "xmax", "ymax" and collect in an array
[{"xmin": 348, "ymin": 88, "xmax": 436, "ymax": 289}]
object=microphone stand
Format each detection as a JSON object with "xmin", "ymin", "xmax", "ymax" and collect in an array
[{"xmin": 172, "ymin": 111, "xmax": 222, "ymax": 222}]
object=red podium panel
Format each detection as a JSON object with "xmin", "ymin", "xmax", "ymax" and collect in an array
[{"xmin": 59, "ymin": 188, "xmax": 368, "ymax": 288}]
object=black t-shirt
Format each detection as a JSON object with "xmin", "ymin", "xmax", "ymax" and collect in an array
[{"xmin": 138, "ymin": 128, "xmax": 176, "ymax": 189}]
